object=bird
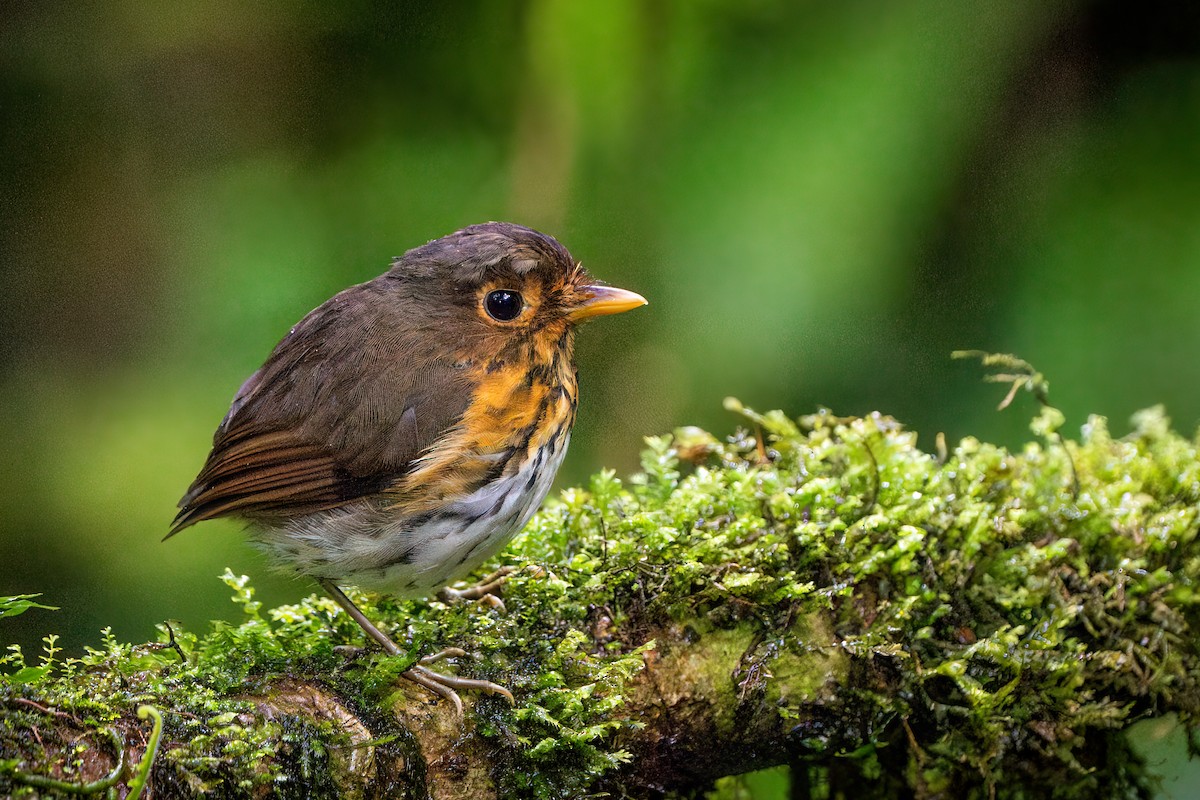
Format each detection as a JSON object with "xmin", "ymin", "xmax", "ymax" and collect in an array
[{"xmin": 167, "ymin": 222, "xmax": 646, "ymax": 713}]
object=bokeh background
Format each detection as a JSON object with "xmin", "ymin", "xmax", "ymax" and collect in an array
[{"xmin": 3, "ymin": 0, "xmax": 1199, "ymax": 795}]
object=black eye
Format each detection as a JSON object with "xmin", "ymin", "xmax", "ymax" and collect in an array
[{"xmin": 484, "ymin": 290, "xmax": 524, "ymax": 321}]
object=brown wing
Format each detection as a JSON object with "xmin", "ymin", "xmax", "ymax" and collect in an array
[{"xmin": 168, "ymin": 279, "xmax": 473, "ymax": 536}]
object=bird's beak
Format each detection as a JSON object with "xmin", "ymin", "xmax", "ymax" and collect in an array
[{"xmin": 568, "ymin": 285, "xmax": 648, "ymax": 322}]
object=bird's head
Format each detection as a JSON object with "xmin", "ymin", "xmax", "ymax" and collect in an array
[{"xmin": 388, "ymin": 222, "xmax": 646, "ymax": 366}]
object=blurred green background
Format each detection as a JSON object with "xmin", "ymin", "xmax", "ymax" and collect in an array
[{"xmin": 2, "ymin": 0, "xmax": 1198, "ymax": 794}]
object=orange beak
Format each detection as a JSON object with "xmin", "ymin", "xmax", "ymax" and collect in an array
[{"xmin": 568, "ymin": 285, "xmax": 648, "ymax": 322}]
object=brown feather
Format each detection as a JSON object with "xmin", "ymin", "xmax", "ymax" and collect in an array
[{"xmin": 169, "ymin": 275, "xmax": 476, "ymax": 537}]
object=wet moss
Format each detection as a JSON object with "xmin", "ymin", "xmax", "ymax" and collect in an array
[{"xmin": 3, "ymin": 373, "xmax": 1199, "ymax": 797}]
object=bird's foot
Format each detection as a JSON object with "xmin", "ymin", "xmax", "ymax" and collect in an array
[
  {"xmin": 402, "ymin": 648, "xmax": 514, "ymax": 718},
  {"xmin": 318, "ymin": 579, "xmax": 512, "ymax": 718},
  {"xmin": 439, "ymin": 566, "xmax": 516, "ymax": 611}
]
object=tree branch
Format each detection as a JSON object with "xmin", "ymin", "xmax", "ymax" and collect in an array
[{"xmin": 4, "ymin": 399, "xmax": 1199, "ymax": 798}]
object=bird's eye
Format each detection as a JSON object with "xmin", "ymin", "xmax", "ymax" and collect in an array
[{"xmin": 484, "ymin": 289, "xmax": 524, "ymax": 321}]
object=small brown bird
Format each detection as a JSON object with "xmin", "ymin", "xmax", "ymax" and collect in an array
[{"xmin": 169, "ymin": 222, "xmax": 645, "ymax": 712}]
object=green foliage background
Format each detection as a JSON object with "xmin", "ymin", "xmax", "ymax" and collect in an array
[{"xmin": 1, "ymin": 0, "xmax": 1198, "ymax": 795}]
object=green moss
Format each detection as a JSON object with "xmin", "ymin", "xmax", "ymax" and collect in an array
[
  {"xmin": 3, "ymin": 366, "xmax": 1200, "ymax": 797},
  {"xmin": 770, "ymin": 612, "xmax": 846, "ymax": 708}
]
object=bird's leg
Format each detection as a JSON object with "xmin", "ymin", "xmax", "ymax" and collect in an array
[
  {"xmin": 438, "ymin": 565, "xmax": 516, "ymax": 611},
  {"xmin": 318, "ymin": 580, "xmax": 514, "ymax": 716},
  {"xmin": 319, "ymin": 580, "xmax": 402, "ymax": 655}
]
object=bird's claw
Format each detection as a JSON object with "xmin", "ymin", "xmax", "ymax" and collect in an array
[
  {"xmin": 320, "ymin": 579, "xmax": 512, "ymax": 718},
  {"xmin": 418, "ymin": 646, "xmax": 468, "ymax": 666},
  {"xmin": 439, "ymin": 566, "xmax": 517, "ymax": 611},
  {"xmin": 403, "ymin": 659, "xmax": 514, "ymax": 719}
]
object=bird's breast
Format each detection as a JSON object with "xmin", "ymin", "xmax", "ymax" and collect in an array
[{"xmin": 389, "ymin": 340, "xmax": 578, "ymax": 517}]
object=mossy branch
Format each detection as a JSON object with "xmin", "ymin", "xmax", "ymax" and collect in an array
[{"xmin": 4, "ymin": 389, "xmax": 1200, "ymax": 798}]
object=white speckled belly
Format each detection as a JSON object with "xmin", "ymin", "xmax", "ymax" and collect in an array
[{"xmin": 252, "ymin": 429, "xmax": 570, "ymax": 598}]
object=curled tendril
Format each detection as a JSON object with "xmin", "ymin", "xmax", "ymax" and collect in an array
[
  {"xmin": 126, "ymin": 705, "xmax": 163, "ymax": 800},
  {"xmin": 1, "ymin": 704, "xmax": 163, "ymax": 798},
  {"xmin": 2, "ymin": 725, "xmax": 125, "ymax": 794}
]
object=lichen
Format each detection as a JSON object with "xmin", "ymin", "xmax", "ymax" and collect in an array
[{"xmin": 3, "ymin": 373, "xmax": 1200, "ymax": 797}]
